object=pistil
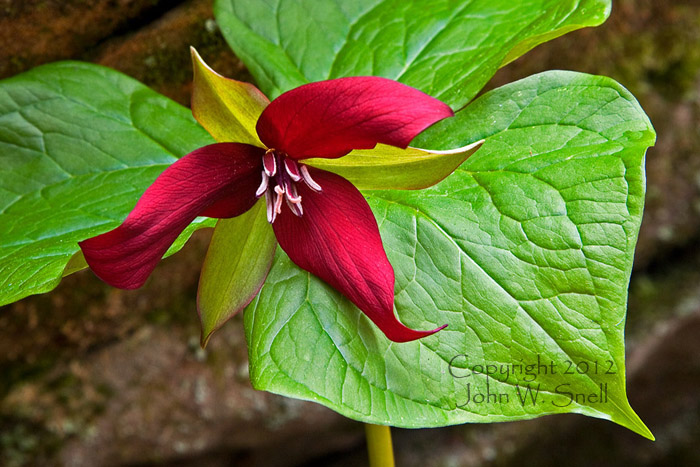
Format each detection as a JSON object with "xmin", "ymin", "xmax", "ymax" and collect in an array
[{"xmin": 257, "ymin": 149, "xmax": 322, "ymax": 223}]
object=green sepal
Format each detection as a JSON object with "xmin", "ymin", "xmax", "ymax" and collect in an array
[{"xmin": 198, "ymin": 200, "xmax": 277, "ymax": 347}]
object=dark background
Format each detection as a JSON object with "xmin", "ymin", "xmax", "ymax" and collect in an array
[{"xmin": 1, "ymin": 0, "xmax": 699, "ymax": 465}]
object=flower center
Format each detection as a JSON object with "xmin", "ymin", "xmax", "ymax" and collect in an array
[{"xmin": 256, "ymin": 149, "xmax": 322, "ymax": 223}]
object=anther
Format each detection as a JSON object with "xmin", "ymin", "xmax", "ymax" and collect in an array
[
  {"xmin": 264, "ymin": 188, "xmax": 274, "ymax": 223},
  {"xmin": 284, "ymin": 178, "xmax": 302, "ymax": 204},
  {"xmin": 284, "ymin": 159, "xmax": 301, "ymax": 182},
  {"xmin": 273, "ymin": 185, "xmax": 285, "ymax": 215},
  {"xmin": 263, "ymin": 149, "xmax": 277, "ymax": 176},
  {"xmin": 285, "ymin": 198, "xmax": 303, "ymax": 217},
  {"xmin": 300, "ymin": 165, "xmax": 322, "ymax": 192},
  {"xmin": 255, "ymin": 170, "xmax": 269, "ymax": 198}
]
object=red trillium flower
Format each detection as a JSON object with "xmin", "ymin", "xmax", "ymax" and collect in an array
[{"xmin": 79, "ymin": 71, "xmax": 455, "ymax": 342}]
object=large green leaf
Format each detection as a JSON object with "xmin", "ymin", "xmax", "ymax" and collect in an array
[
  {"xmin": 0, "ymin": 62, "xmax": 215, "ymax": 306},
  {"xmin": 245, "ymin": 71, "xmax": 655, "ymax": 438},
  {"xmin": 214, "ymin": 0, "xmax": 610, "ymax": 107}
]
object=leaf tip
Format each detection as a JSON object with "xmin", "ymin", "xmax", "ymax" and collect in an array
[
  {"xmin": 200, "ymin": 327, "xmax": 213, "ymax": 349},
  {"xmin": 196, "ymin": 299, "xmax": 219, "ymax": 350},
  {"xmin": 630, "ymin": 417, "xmax": 655, "ymax": 441},
  {"xmin": 195, "ymin": 292, "xmax": 219, "ymax": 350},
  {"xmin": 190, "ymin": 46, "xmax": 206, "ymax": 71},
  {"xmin": 190, "ymin": 45, "xmax": 229, "ymax": 82},
  {"xmin": 613, "ymin": 402, "xmax": 655, "ymax": 441}
]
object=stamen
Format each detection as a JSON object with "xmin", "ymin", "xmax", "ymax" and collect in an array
[
  {"xmin": 284, "ymin": 158, "xmax": 301, "ymax": 182},
  {"xmin": 273, "ymin": 185, "xmax": 285, "ymax": 215},
  {"xmin": 284, "ymin": 178, "xmax": 302, "ymax": 204},
  {"xmin": 263, "ymin": 149, "xmax": 277, "ymax": 176},
  {"xmin": 261, "ymin": 153, "xmax": 317, "ymax": 223},
  {"xmin": 264, "ymin": 187, "xmax": 274, "ymax": 223},
  {"xmin": 255, "ymin": 171, "xmax": 269, "ymax": 198},
  {"xmin": 285, "ymin": 198, "xmax": 303, "ymax": 217},
  {"xmin": 300, "ymin": 165, "xmax": 322, "ymax": 192}
]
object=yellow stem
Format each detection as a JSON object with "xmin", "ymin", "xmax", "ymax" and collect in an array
[{"xmin": 365, "ymin": 423, "xmax": 395, "ymax": 467}]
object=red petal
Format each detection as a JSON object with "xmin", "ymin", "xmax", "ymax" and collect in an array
[
  {"xmin": 272, "ymin": 168, "xmax": 446, "ymax": 342},
  {"xmin": 256, "ymin": 77, "xmax": 454, "ymax": 160},
  {"xmin": 80, "ymin": 143, "xmax": 264, "ymax": 289}
]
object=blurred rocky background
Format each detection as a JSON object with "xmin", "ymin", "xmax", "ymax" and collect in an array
[{"xmin": 1, "ymin": 0, "xmax": 699, "ymax": 465}]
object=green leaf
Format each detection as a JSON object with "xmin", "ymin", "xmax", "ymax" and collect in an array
[
  {"xmin": 0, "ymin": 62, "xmax": 215, "ymax": 306},
  {"xmin": 198, "ymin": 200, "xmax": 277, "ymax": 347},
  {"xmin": 245, "ymin": 71, "xmax": 655, "ymax": 438},
  {"xmin": 214, "ymin": 0, "xmax": 610, "ymax": 107}
]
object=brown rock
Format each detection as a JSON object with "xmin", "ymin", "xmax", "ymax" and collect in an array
[
  {"xmin": 0, "ymin": 231, "xmax": 363, "ymax": 467},
  {"xmin": 89, "ymin": 0, "xmax": 251, "ymax": 106},
  {"xmin": 0, "ymin": 0, "xmax": 177, "ymax": 79}
]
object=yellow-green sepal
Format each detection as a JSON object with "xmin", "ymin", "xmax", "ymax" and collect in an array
[
  {"xmin": 190, "ymin": 47, "xmax": 268, "ymax": 146},
  {"xmin": 197, "ymin": 200, "xmax": 277, "ymax": 348},
  {"xmin": 305, "ymin": 140, "xmax": 483, "ymax": 190}
]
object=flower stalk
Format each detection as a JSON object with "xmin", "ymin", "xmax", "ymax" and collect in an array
[{"xmin": 365, "ymin": 423, "xmax": 395, "ymax": 467}]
